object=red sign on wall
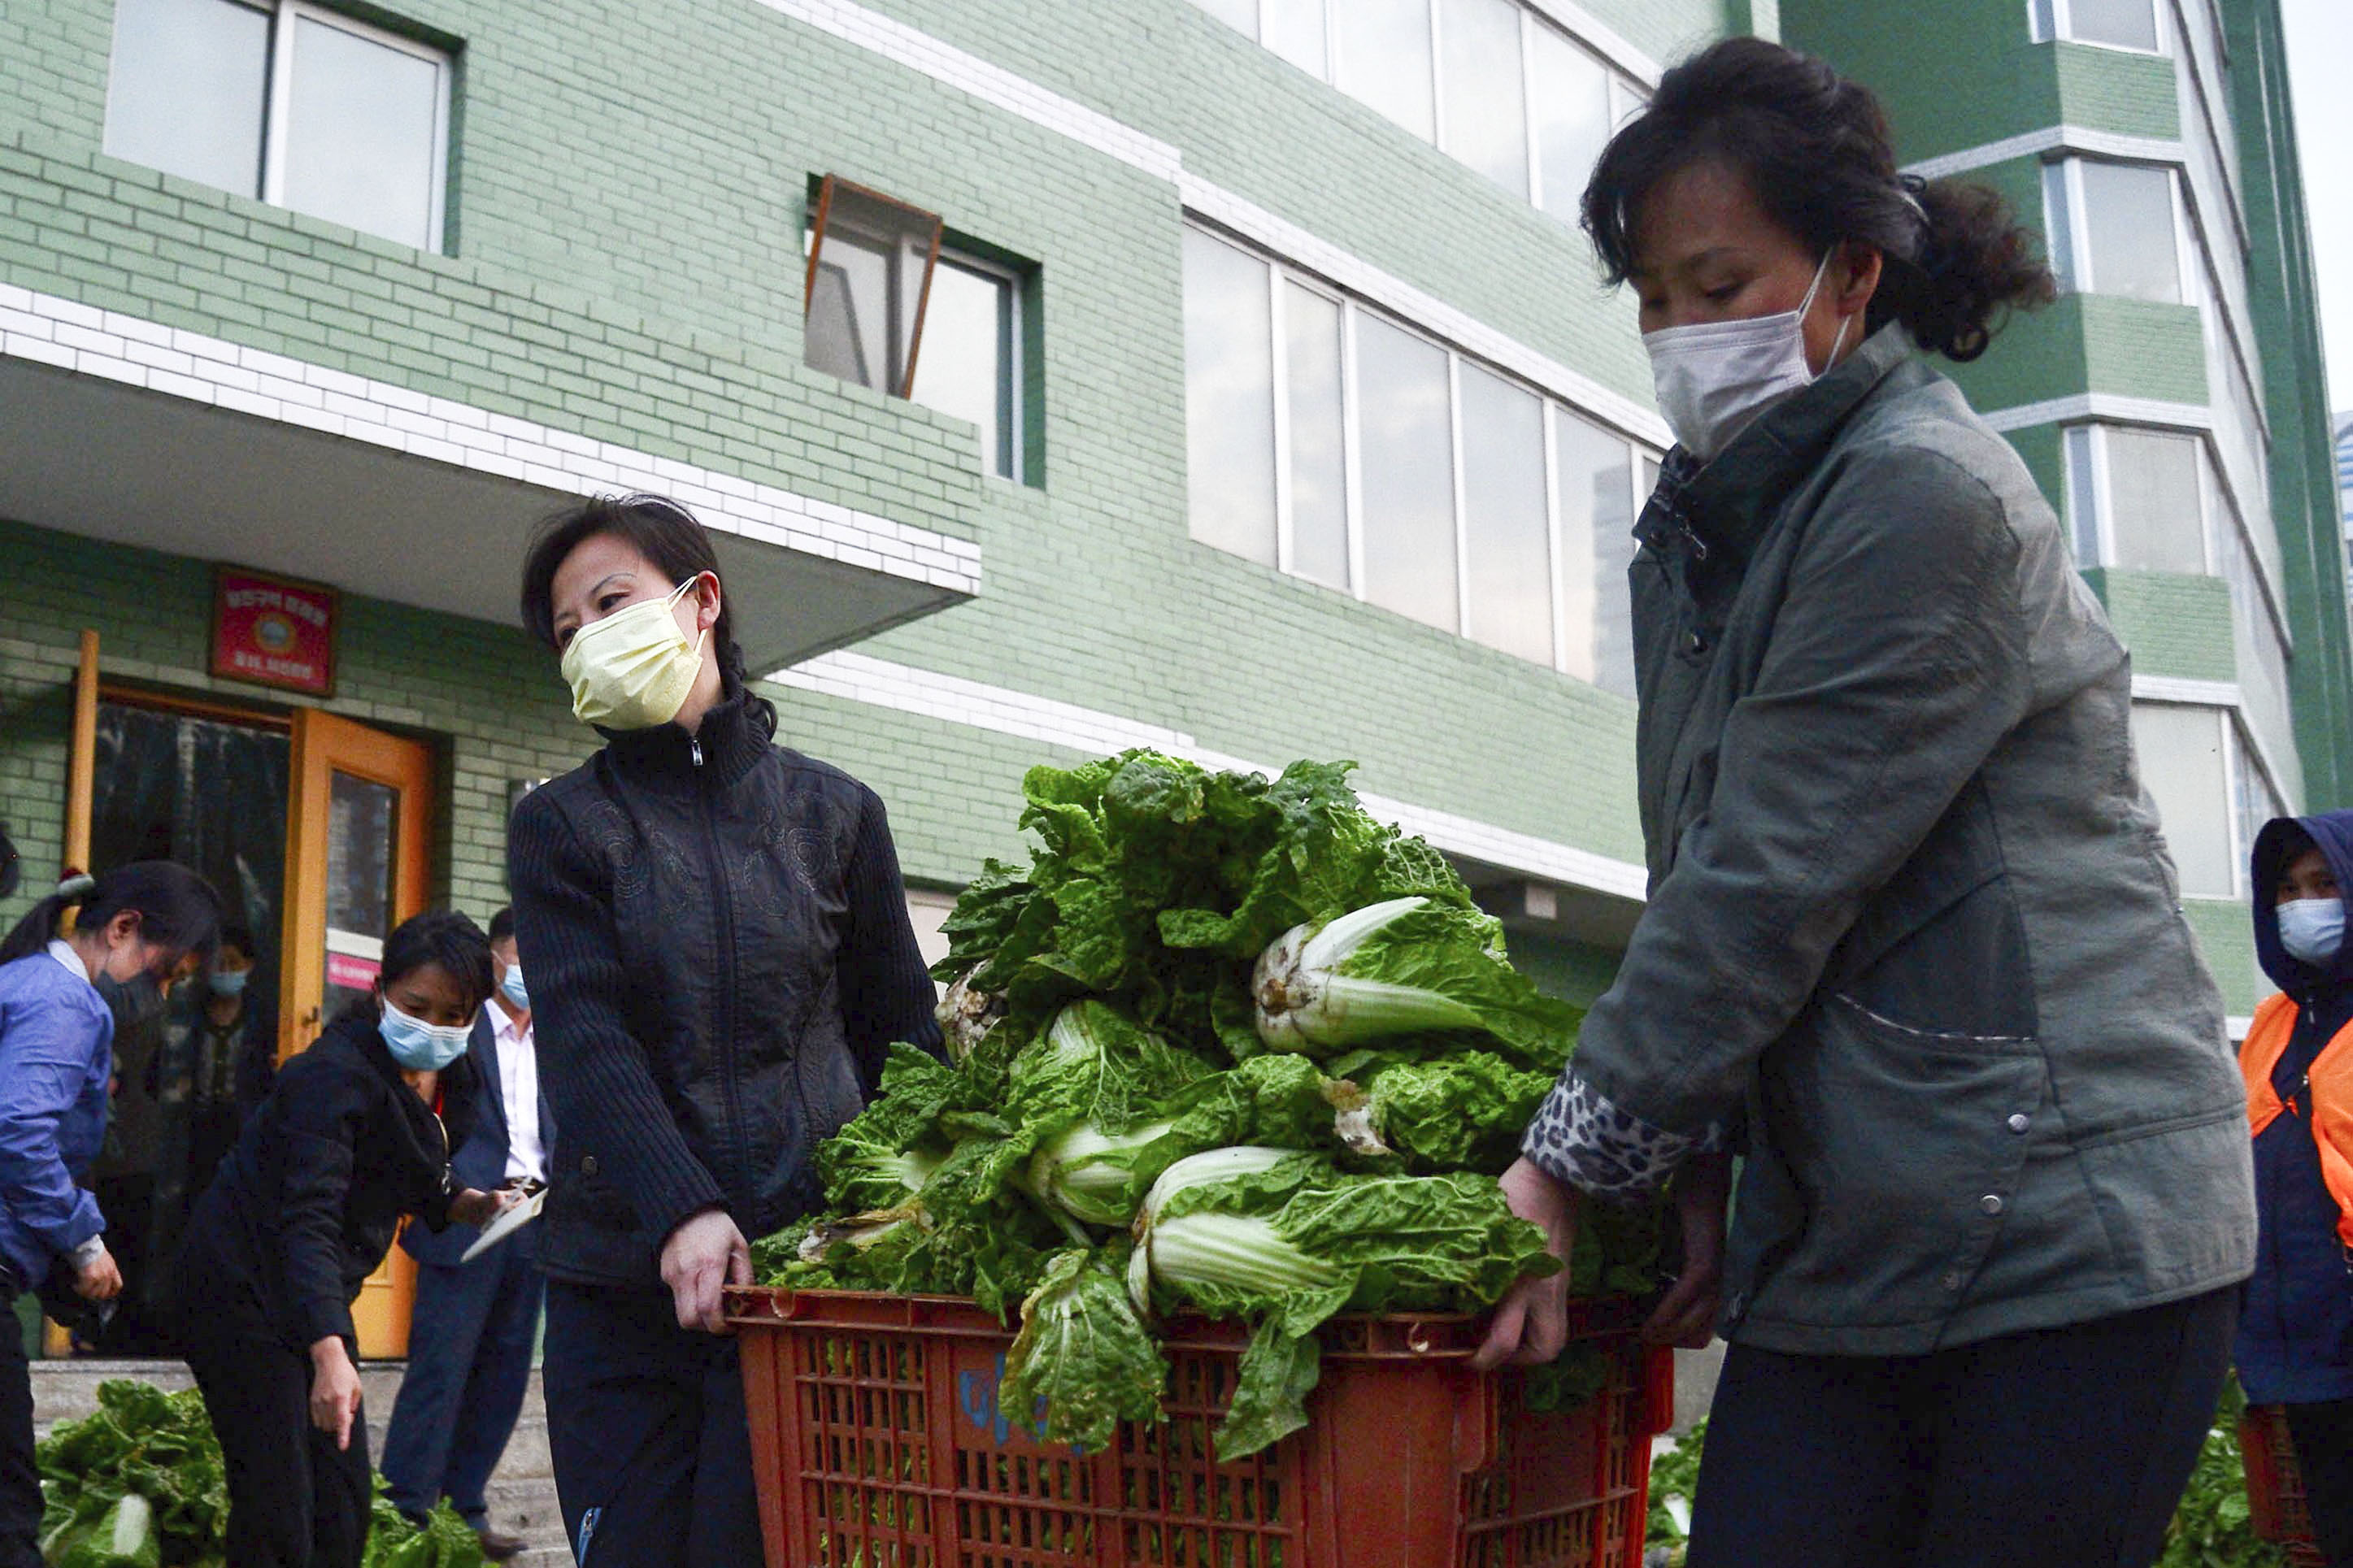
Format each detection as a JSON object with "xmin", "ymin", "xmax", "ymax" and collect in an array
[{"xmin": 211, "ymin": 567, "xmax": 338, "ymax": 697}]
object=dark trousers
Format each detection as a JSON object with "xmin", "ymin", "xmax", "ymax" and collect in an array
[
  {"xmin": 185, "ymin": 1320, "xmax": 373, "ymax": 1568},
  {"xmin": 380, "ymin": 1232, "xmax": 544, "ymax": 1527},
  {"xmin": 0, "ymin": 1293, "xmax": 37, "ymax": 1568},
  {"xmin": 2285, "ymin": 1398, "xmax": 2353, "ymax": 1566},
  {"xmin": 541, "ymin": 1283, "xmax": 759, "ymax": 1567},
  {"xmin": 1687, "ymin": 1288, "xmax": 2237, "ymax": 1568}
]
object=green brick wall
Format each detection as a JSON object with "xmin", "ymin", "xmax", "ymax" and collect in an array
[{"xmin": 2081, "ymin": 569, "xmax": 2238, "ymax": 683}]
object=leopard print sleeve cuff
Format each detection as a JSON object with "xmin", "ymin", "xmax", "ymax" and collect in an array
[{"xmin": 1520, "ymin": 1068, "xmax": 1726, "ymax": 1200}]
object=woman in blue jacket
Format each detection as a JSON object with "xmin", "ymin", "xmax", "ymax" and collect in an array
[
  {"xmin": 2238, "ymin": 810, "xmax": 2353, "ymax": 1567},
  {"xmin": 0, "ymin": 863, "xmax": 220, "ymax": 1568}
]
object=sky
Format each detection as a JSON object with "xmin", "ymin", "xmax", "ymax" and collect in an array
[{"xmin": 2278, "ymin": 0, "xmax": 2352, "ymax": 417}]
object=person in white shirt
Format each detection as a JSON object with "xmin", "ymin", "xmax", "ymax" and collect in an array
[{"xmin": 378, "ymin": 907, "xmax": 551, "ymax": 1564}]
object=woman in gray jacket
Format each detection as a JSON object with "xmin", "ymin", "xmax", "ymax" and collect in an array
[{"xmin": 1473, "ymin": 38, "xmax": 2255, "ymax": 1568}]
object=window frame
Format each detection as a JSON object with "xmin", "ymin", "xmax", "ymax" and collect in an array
[
  {"xmin": 2043, "ymin": 156, "xmax": 2193, "ymax": 303},
  {"xmin": 921, "ymin": 247, "xmax": 1027, "ymax": 484},
  {"xmin": 1185, "ymin": 221, "xmax": 1657, "ymax": 688},
  {"xmin": 262, "ymin": 2, "xmax": 453, "ymax": 252},
  {"xmin": 105, "ymin": 0, "xmax": 454, "ymax": 253},
  {"xmin": 2028, "ymin": 0, "xmax": 2169, "ymax": 56},
  {"xmin": 2063, "ymin": 421, "xmax": 2215, "ymax": 575}
]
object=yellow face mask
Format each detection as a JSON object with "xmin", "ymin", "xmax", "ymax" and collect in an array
[{"xmin": 559, "ymin": 576, "xmax": 707, "ymax": 731}]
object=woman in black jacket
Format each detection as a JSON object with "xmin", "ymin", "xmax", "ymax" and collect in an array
[
  {"xmin": 510, "ymin": 494, "xmax": 942, "ymax": 1567},
  {"xmin": 174, "ymin": 910, "xmax": 510, "ymax": 1568}
]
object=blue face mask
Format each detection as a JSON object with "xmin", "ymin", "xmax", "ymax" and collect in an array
[
  {"xmin": 208, "ymin": 969, "xmax": 249, "ymax": 998},
  {"xmin": 379, "ymin": 999, "xmax": 473, "ymax": 1071},
  {"xmin": 2278, "ymin": 898, "xmax": 2345, "ymax": 966},
  {"xmin": 499, "ymin": 964, "xmax": 529, "ymax": 1013}
]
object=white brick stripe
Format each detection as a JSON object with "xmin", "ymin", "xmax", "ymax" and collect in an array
[
  {"xmin": 751, "ymin": 0, "xmax": 1184, "ymax": 180},
  {"xmin": 0, "ymin": 284, "xmax": 982, "ymax": 596},
  {"xmin": 773, "ymin": 649, "xmax": 1649, "ymax": 901},
  {"xmin": 1899, "ymin": 126, "xmax": 2184, "ymax": 182},
  {"xmin": 1978, "ymin": 393, "xmax": 2214, "ymax": 435},
  {"xmin": 1181, "ymin": 177, "xmax": 1671, "ymax": 450}
]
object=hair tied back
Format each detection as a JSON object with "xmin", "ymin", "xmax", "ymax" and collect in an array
[{"xmin": 56, "ymin": 873, "xmax": 98, "ymax": 902}]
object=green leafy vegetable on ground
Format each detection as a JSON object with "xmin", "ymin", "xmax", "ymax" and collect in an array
[{"xmin": 38, "ymin": 1379, "xmax": 484, "ymax": 1568}]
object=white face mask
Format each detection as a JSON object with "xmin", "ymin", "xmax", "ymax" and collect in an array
[
  {"xmin": 559, "ymin": 577, "xmax": 707, "ymax": 731},
  {"xmin": 2278, "ymin": 897, "xmax": 2345, "ymax": 966},
  {"xmin": 1642, "ymin": 252, "xmax": 1855, "ymax": 461}
]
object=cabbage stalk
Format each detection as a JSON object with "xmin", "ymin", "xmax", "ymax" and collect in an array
[
  {"xmin": 1025, "ymin": 1118, "xmax": 1176, "ymax": 1227},
  {"xmin": 1254, "ymin": 898, "xmax": 1489, "ymax": 1052}
]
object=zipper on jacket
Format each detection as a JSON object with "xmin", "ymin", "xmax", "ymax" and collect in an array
[{"xmin": 691, "ymin": 734, "xmax": 750, "ymax": 1212}]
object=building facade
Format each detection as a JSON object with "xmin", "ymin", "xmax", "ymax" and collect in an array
[{"xmin": 0, "ymin": 0, "xmax": 2341, "ymax": 1352}]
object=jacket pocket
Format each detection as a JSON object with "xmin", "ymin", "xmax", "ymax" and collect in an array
[{"xmin": 1746, "ymin": 992, "xmax": 2047, "ymax": 1330}]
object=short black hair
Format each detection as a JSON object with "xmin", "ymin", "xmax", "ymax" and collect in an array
[
  {"xmin": 487, "ymin": 906, "xmax": 515, "ymax": 945},
  {"xmin": 216, "ymin": 923, "xmax": 257, "ymax": 959},
  {"xmin": 380, "ymin": 909, "xmax": 494, "ymax": 1015},
  {"xmin": 1584, "ymin": 37, "xmax": 2055, "ymax": 362}
]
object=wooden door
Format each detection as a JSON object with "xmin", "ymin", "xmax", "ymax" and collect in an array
[{"xmin": 281, "ymin": 710, "xmax": 435, "ymax": 1357}]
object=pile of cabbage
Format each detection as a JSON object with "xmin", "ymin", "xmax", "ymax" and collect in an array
[
  {"xmin": 755, "ymin": 751, "xmax": 1659, "ymax": 1460},
  {"xmin": 37, "ymin": 1379, "xmax": 485, "ymax": 1567}
]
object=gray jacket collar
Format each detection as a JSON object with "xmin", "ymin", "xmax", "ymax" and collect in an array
[{"xmin": 1642, "ymin": 323, "xmax": 1916, "ymax": 571}]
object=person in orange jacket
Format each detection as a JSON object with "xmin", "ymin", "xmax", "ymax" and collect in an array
[{"xmin": 2238, "ymin": 811, "xmax": 2353, "ymax": 1567}]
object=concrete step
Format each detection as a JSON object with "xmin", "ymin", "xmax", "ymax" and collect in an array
[{"xmin": 33, "ymin": 1357, "xmax": 568, "ymax": 1559}]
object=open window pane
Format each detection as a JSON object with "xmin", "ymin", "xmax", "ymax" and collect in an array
[
  {"xmin": 1183, "ymin": 228, "xmax": 1279, "ymax": 567},
  {"xmin": 1263, "ymin": 0, "xmax": 1328, "ymax": 74},
  {"xmin": 2077, "ymin": 162, "xmax": 2180, "ymax": 303},
  {"xmin": 1285, "ymin": 284, "xmax": 1350, "ymax": 589},
  {"xmin": 1555, "ymin": 409, "xmax": 1636, "ymax": 693},
  {"xmin": 1355, "ymin": 315, "xmax": 1457, "ymax": 629},
  {"xmin": 104, "ymin": 0, "xmax": 271, "ymax": 198},
  {"xmin": 1459, "ymin": 366, "xmax": 1550, "ymax": 662},
  {"xmin": 2103, "ymin": 427, "xmax": 2205, "ymax": 574},
  {"xmin": 912, "ymin": 258, "xmax": 1016, "ymax": 479},
  {"xmin": 1439, "ymin": 0, "xmax": 1529, "ymax": 195},
  {"xmin": 2070, "ymin": 0, "xmax": 2159, "ymax": 50},
  {"xmin": 1337, "ymin": 0, "xmax": 1437, "ymax": 141},
  {"xmin": 2130, "ymin": 703, "xmax": 2234, "ymax": 897},
  {"xmin": 281, "ymin": 15, "xmax": 443, "ymax": 250},
  {"xmin": 1529, "ymin": 25, "xmax": 1611, "ymax": 224},
  {"xmin": 803, "ymin": 179, "xmax": 943, "ymax": 399}
]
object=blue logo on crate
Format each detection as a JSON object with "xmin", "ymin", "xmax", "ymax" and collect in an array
[{"xmin": 958, "ymin": 1353, "xmax": 1090, "ymax": 1455}]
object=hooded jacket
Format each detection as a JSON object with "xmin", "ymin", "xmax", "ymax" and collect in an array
[{"xmin": 2236, "ymin": 810, "xmax": 2353, "ymax": 1405}]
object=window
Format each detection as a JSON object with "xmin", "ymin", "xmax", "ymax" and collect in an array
[
  {"xmin": 2064, "ymin": 424, "xmax": 2209, "ymax": 574},
  {"xmin": 2029, "ymin": 0, "xmax": 2163, "ymax": 52},
  {"xmin": 1437, "ymin": 0, "xmax": 1528, "ymax": 195},
  {"xmin": 803, "ymin": 178, "xmax": 943, "ymax": 402},
  {"xmin": 1355, "ymin": 315, "xmax": 1458, "ymax": 630},
  {"xmin": 1181, "ymin": 224, "xmax": 1654, "ymax": 693},
  {"xmin": 105, "ymin": 0, "xmax": 450, "ymax": 252},
  {"xmin": 1337, "ymin": 0, "xmax": 1437, "ymax": 141},
  {"xmin": 1190, "ymin": 0, "xmax": 1643, "ymax": 222},
  {"xmin": 2130, "ymin": 702, "xmax": 2235, "ymax": 897},
  {"xmin": 2043, "ymin": 159, "xmax": 2185, "ymax": 304},
  {"xmin": 1529, "ymin": 24, "xmax": 1615, "ymax": 225},
  {"xmin": 912, "ymin": 257, "xmax": 1024, "ymax": 481}
]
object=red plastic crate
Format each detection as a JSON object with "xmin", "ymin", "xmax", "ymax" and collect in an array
[
  {"xmin": 726, "ymin": 1286, "xmax": 1669, "ymax": 1568},
  {"xmin": 2241, "ymin": 1405, "xmax": 2329, "ymax": 1568}
]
